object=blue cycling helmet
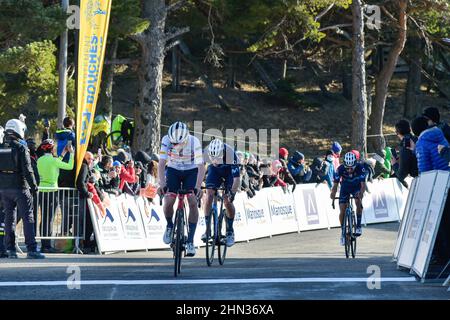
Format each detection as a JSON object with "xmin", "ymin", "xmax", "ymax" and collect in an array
[
  {"xmin": 331, "ymin": 141, "xmax": 342, "ymax": 154},
  {"xmin": 112, "ymin": 160, "xmax": 122, "ymax": 167}
]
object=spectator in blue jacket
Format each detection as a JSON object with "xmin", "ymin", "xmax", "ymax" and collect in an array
[
  {"xmin": 287, "ymin": 151, "xmax": 312, "ymax": 184},
  {"xmin": 55, "ymin": 117, "xmax": 76, "ymax": 162},
  {"xmin": 411, "ymin": 116, "xmax": 450, "ymax": 173}
]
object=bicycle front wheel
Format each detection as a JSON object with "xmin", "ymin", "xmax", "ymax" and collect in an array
[
  {"xmin": 218, "ymin": 209, "xmax": 228, "ymax": 265},
  {"xmin": 350, "ymin": 213, "xmax": 357, "ymax": 258},
  {"xmin": 174, "ymin": 209, "xmax": 184, "ymax": 277},
  {"xmin": 205, "ymin": 209, "xmax": 217, "ymax": 267},
  {"xmin": 344, "ymin": 210, "xmax": 351, "ymax": 259}
]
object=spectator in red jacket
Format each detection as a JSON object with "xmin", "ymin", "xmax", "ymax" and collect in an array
[{"xmin": 113, "ymin": 160, "xmax": 136, "ymax": 190}]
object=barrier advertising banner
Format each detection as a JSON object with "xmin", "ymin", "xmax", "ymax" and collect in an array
[
  {"xmin": 117, "ymin": 194, "xmax": 148, "ymax": 251},
  {"xmin": 233, "ymin": 192, "xmax": 250, "ymax": 242},
  {"xmin": 412, "ymin": 171, "xmax": 450, "ymax": 279},
  {"xmin": 363, "ymin": 178, "xmax": 400, "ymax": 224},
  {"xmin": 397, "ymin": 171, "xmax": 437, "ymax": 269},
  {"xmin": 88, "ymin": 193, "xmax": 126, "ymax": 253},
  {"xmin": 267, "ymin": 187, "xmax": 298, "ymax": 235},
  {"xmin": 393, "ymin": 178, "xmax": 418, "ymax": 261},
  {"xmin": 243, "ymin": 188, "xmax": 272, "ymax": 240},
  {"xmin": 136, "ymin": 196, "xmax": 168, "ymax": 249},
  {"xmin": 293, "ymin": 184, "xmax": 329, "ymax": 231}
]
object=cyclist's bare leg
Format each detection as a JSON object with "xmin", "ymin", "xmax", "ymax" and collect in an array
[
  {"xmin": 163, "ymin": 195, "xmax": 176, "ymax": 224},
  {"xmin": 186, "ymin": 194, "xmax": 199, "ymax": 224},
  {"xmin": 355, "ymin": 198, "xmax": 363, "ymax": 228},
  {"xmin": 223, "ymin": 196, "xmax": 235, "ymax": 219},
  {"xmin": 204, "ymin": 189, "xmax": 215, "ymax": 218},
  {"xmin": 339, "ymin": 203, "xmax": 347, "ymax": 226}
]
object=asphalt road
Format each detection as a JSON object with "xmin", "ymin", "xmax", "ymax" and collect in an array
[{"xmin": 0, "ymin": 222, "xmax": 448, "ymax": 300}]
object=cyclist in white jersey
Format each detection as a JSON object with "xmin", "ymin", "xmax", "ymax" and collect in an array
[{"xmin": 158, "ymin": 122, "xmax": 205, "ymax": 256}]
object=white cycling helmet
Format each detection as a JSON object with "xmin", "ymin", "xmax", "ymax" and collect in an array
[
  {"xmin": 5, "ymin": 119, "xmax": 27, "ymax": 139},
  {"xmin": 208, "ymin": 138, "xmax": 223, "ymax": 158},
  {"xmin": 343, "ymin": 152, "xmax": 357, "ymax": 168},
  {"xmin": 168, "ymin": 121, "xmax": 189, "ymax": 144}
]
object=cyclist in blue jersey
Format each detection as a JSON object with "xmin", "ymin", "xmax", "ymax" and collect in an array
[
  {"xmin": 330, "ymin": 152, "xmax": 366, "ymax": 246},
  {"xmin": 201, "ymin": 139, "xmax": 241, "ymax": 247}
]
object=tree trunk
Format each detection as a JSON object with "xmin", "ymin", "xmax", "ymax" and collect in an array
[
  {"xmin": 404, "ymin": 36, "xmax": 423, "ymax": 119},
  {"xmin": 97, "ymin": 38, "xmax": 119, "ymax": 122},
  {"xmin": 171, "ymin": 46, "xmax": 181, "ymax": 92},
  {"xmin": 226, "ymin": 54, "xmax": 237, "ymax": 89},
  {"xmin": 133, "ymin": 0, "xmax": 167, "ymax": 155},
  {"xmin": 368, "ymin": 0, "xmax": 407, "ymax": 154},
  {"xmin": 351, "ymin": 0, "xmax": 368, "ymax": 157}
]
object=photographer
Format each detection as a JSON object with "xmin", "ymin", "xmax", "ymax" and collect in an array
[
  {"xmin": 97, "ymin": 156, "xmax": 120, "ymax": 196},
  {"xmin": 391, "ymin": 120, "xmax": 418, "ymax": 188}
]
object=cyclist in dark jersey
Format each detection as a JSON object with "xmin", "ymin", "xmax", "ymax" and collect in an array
[
  {"xmin": 201, "ymin": 139, "xmax": 241, "ymax": 247},
  {"xmin": 330, "ymin": 152, "xmax": 367, "ymax": 246}
]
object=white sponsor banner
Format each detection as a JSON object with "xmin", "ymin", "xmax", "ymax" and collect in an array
[
  {"xmin": 393, "ymin": 178, "xmax": 418, "ymax": 260},
  {"xmin": 243, "ymin": 188, "xmax": 272, "ymax": 240},
  {"xmin": 398, "ymin": 171, "xmax": 437, "ymax": 269},
  {"xmin": 316, "ymin": 183, "xmax": 341, "ymax": 228},
  {"xmin": 116, "ymin": 194, "xmax": 148, "ymax": 251},
  {"xmin": 267, "ymin": 187, "xmax": 298, "ymax": 235},
  {"xmin": 233, "ymin": 192, "xmax": 250, "ymax": 242},
  {"xmin": 294, "ymin": 184, "xmax": 329, "ymax": 231},
  {"xmin": 412, "ymin": 171, "xmax": 450, "ymax": 278},
  {"xmin": 88, "ymin": 193, "xmax": 126, "ymax": 253},
  {"xmin": 363, "ymin": 178, "xmax": 400, "ymax": 224},
  {"xmin": 136, "ymin": 195, "xmax": 168, "ymax": 249},
  {"xmin": 392, "ymin": 177, "xmax": 413, "ymax": 221}
]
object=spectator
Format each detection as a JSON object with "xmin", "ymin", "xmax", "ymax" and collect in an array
[
  {"xmin": 0, "ymin": 119, "xmax": 44, "ymax": 259},
  {"xmin": 76, "ymin": 152, "xmax": 97, "ymax": 254},
  {"xmin": 411, "ymin": 116, "xmax": 450, "ymax": 173},
  {"xmin": 55, "ymin": 117, "xmax": 76, "ymax": 162},
  {"xmin": 36, "ymin": 139, "xmax": 74, "ymax": 253},
  {"xmin": 236, "ymin": 152, "xmax": 255, "ymax": 198},
  {"xmin": 123, "ymin": 161, "xmax": 142, "ymax": 196},
  {"xmin": 422, "ymin": 107, "xmax": 450, "ymax": 142},
  {"xmin": 287, "ymin": 151, "xmax": 312, "ymax": 184},
  {"xmin": 97, "ymin": 155, "xmax": 120, "ymax": 196},
  {"xmin": 278, "ymin": 148, "xmax": 296, "ymax": 189},
  {"xmin": 391, "ymin": 120, "xmax": 418, "ymax": 188},
  {"xmin": 331, "ymin": 141, "xmax": 342, "ymax": 171},
  {"xmin": 262, "ymin": 160, "xmax": 288, "ymax": 192},
  {"xmin": 310, "ymin": 152, "xmax": 331, "ymax": 187},
  {"xmin": 371, "ymin": 150, "xmax": 391, "ymax": 179},
  {"xmin": 383, "ymin": 147, "xmax": 393, "ymax": 178},
  {"xmin": 118, "ymin": 159, "xmax": 136, "ymax": 190},
  {"xmin": 246, "ymin": 154, "xmax": 262, "ymax": 192}
]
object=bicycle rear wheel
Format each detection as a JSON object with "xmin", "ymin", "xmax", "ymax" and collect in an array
[
  {"xmin": 174, "ymin": 209, "xmax": 184, "ymax": 277},
  {"xmin": 218, "ymin": 209, "xmax": 228, "ymax": 265},
  {"xmin": 344, "ymin": 210, "xmax": 351, "ymax": 259},
  {"xmin": 205, "ymin": 209, "xmax": 217, "ymax": 267}
]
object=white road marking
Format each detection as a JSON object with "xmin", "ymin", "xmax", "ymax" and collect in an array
[{"xmin": 0, "ymin": 277, "xmax": 417, "ymax": 287}]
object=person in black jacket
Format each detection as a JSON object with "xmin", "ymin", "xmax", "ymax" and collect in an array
[
  {"xmin": 76, "ymin": 152, "xmax": 96, "ymax": 253},
  {"xmin": 0, "ymin": 119, "xmax": 44, "ymax": 259},
  {"xmin": 422, "ymin": 107, "xmax": 450, "ymax": 143},
  {"xmin": 391, "ymin": 120, "xmax": 418, "ymax": 188},
  {"xmin": 97, "ymin": 155, "xmax": 120, "ymax": 195}
]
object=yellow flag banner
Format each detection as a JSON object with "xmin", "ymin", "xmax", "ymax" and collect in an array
[{"xmin": 76, "ymin": 0, "xmax": 112, "ymax": 178}]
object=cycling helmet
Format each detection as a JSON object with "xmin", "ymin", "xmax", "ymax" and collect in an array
[
  {"xmin": 271, "ymin": 159, "xmax": 283, "ymax": 173},
  {"xmin": 0, "ymin": 126, "xmax": 4, "ymax": 144},
  {"xmin": 350, "ymin": 149, "xmax": 361, "ymax": 161},
  {"xmin": 208, "ymin": 139, "xmax": 223, "ymax": 158},
  {"xmin": 168, "ymin": 121, "xmax": 189, "ymax": 144},
  {"xmin": 40, "ymin": 139, "xmax": 55, "ymax": 153},
  {"xmin": 331, "ymin": 141, "xmax": 342, "ymax": 154},
  {"xmin": 279, "ymin": 147, "xmax": 289, "ymax": 159},
  {"xmin": 343, "ymin": 152, "xmax": 357, "ymax": 168},
  {"xmin": 5, "ymin": 119, "xmax": 27, "ymax": 139}
]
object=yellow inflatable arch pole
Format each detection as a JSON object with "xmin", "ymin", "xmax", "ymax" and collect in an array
[{"xmin": 76, "ymin": 0, "xmax": 112, "ymax": 179}]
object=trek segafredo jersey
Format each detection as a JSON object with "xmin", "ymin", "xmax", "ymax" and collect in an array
[{"xmin": 159, "ymin": 135, "xmax": 204, "ymax": 170}]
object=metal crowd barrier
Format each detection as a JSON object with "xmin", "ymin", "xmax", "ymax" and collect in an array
[{"xmin": 16, "ymin": 187, "xmax": 86, "ymax": 254}]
